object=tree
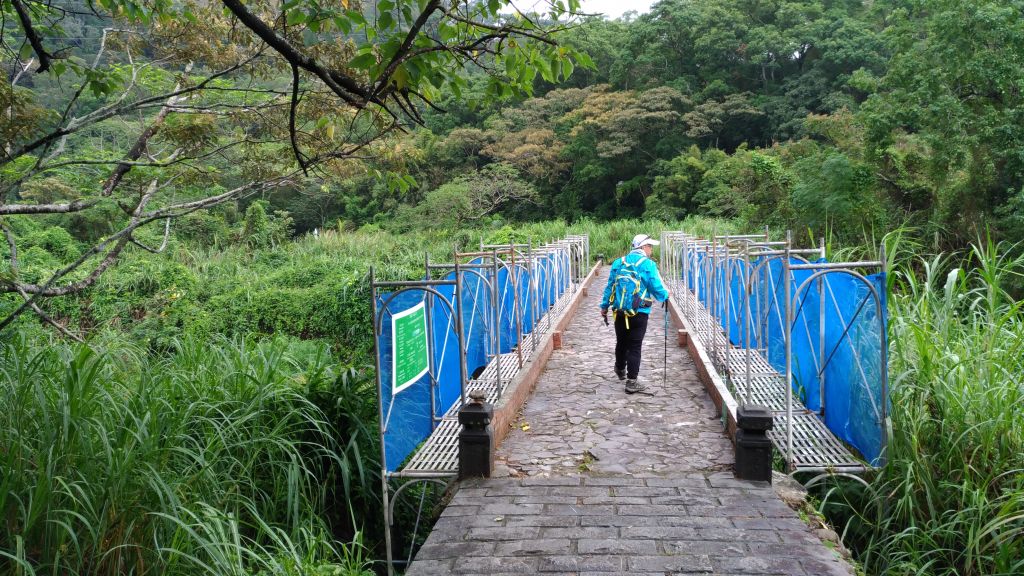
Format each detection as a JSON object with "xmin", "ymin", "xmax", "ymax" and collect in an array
[
  {"xmin": 1, "ymin": 0, "xmax": 587, "ymax": 333},
  {"xmin": 859, "ymin": 0, "xmax": 1024, "ymax": 241},
  {"xmin": 398, "ymin": 162, "xmax": 537, "ymax": 228}
]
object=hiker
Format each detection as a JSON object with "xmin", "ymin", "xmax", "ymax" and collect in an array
[{"xmin": 600, "ymin": 234, "xmax": 670, "ymax": 394}]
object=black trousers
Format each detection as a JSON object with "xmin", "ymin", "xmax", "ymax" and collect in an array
[{"xmin": 613, "ymin": 312, "xmax": 649, "ymax": 379}]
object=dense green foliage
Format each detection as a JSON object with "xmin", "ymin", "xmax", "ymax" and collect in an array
[
  {"xmin": 876, "ymin": 239, "xmax": 1024, "ymax": 575},
  {"xmin": 0, "ymin": 335, "xmax": 375, "ymax": 575},
  {"xmin": 814, "ymin": 234, "xmax": 1024, "ymax": 576}
]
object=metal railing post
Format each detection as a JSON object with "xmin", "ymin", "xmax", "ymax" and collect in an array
[
  {"xmin": 784, "ymin": 230, "xmax": 794, "ymax": 471},
  {"xmin": 818, "ymin": 237, "xmax": 826, "ymax": 416}
]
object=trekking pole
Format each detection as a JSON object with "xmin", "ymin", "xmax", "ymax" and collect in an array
[{"xmin": 663, "ymin": 299, "xmax": 668, "ymax": 389}]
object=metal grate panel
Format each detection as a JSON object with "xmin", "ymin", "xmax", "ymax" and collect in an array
[
  {"xmin": 401, "ymin": 281, "xmax": 580, "ymax": 476},
  {"xmin": 403, "ymin": 418, "xmax": 460, "ymax": 474},
  {"xmin": 673, "ymin": 284, "xmax": 865, "ymax": 473},
  {"xmin": 768, "ymin": 413, "xmax": 866, "ymax": 472}
]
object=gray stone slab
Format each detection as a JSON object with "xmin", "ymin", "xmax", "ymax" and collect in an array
[
  {"xmin": 465, "ymin": 526, "xmax": 541, "ymax": 541},
  {"xmin": 544, "ymin": 504, "xmax": 616, "ymax": 516},
  {"xmin": 405, "ymin": 558, "xmax": 453, "ymax": 575},
  {"xmin": 452, "ymin": 556, "xmax": 538, "ymax": 574},
  {"xmin": 539, "ymin": 555, "xmax": 627, "ymax": 572},
  {"xmin": 493, "ymin": 538, "xmax": 573, "ymax": 556},
  {"xmin": 711, "ymin": 556, "xmax": 807, "ymax": 575},
  {"xmin": 414, "ymin": 541, "xmax": 496, "ymax": 560},
  {"xmin": 620, "ymin": 526, "xmax": 700, "ymax": 540},
  {"xmin": 628, "ymin": 554, "xmax": 714, "ymax": 573},
  {"xmin": 577, "ymin": 538, "xmax": 659, "ymax": 555}
]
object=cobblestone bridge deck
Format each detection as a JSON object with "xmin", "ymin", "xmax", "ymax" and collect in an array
[{"xmin": 406, "ymin": 267, "xmax": 855, "ymax": 576}]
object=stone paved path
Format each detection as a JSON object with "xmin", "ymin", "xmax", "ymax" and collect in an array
[
  {"xmin": 407, "ymin": 268, "xmax": 855, "ymax": 576},
  {"xmin": 494, "ymin": 268, "xmax": 733, "ymax": 476}
]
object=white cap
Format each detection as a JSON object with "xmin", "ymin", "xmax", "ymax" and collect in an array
[{"xmin": 631, "ymin": 234, "xmax": 660, "ymax": 249}]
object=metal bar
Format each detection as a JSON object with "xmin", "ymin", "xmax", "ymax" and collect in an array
[
  {"xmin": 370, "ymin": 267, "xmax": 395, "ymax": 576},
  {"xmin": 425, "ymin": 253, "xmax": 438, "ymax": 428},
  {"xmin": 511, "ymin": 245, "xmax": 524, "ymax": 369},
  {"xmin": 492, "ymin": 249, "xmax": 502, "ymax": 397},
  {"xmin": 740, "ymin": 248, "xmax": 824, "ymax": 257},
  {"xmin": 710, "ymin": 231, "xmax": 718, "ymax": 367},
  {"xmin": 455, "ymin": 259, "xmax": 468, "ymax": 408},
  {"xmin": 818, "ymin": 238, "xmax": 826, "ymax": 416},
  {"xmin": 784, "ymin": 230, "xmax": 794, "ymax": 471},
  {"xmin": 724, "ymin": 247, "xmax": 732, "ymax": 376},
  {"xmin": 458, "ymin": 249, "xmax": 520, "ymax": 258},
  {"xmin": 427, "ymin": 263, "xmax": 500, "ymax": 270},
  {"xmin": 743, "ymin": 242, "xmax": 752, "ymax": 406},
  {"xmin": 373, "ymin": 279, "xmax": 457, "ymax": 288},
  {"xmin": 528, "ymin": 239, "xmax": 538, "ymax": 354},
  {"xmin": 789, "ymin": 261, "xmax": 884, "ymax": 270},
  {"xmin": 880, "ymin": 240, "xmax": 889, "ymax": 468},
  {"xmin": 390, "ymin": 471, "xmax": 460, "ymax": 479}
]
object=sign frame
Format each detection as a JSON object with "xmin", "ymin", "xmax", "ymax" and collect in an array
[{"xmin": 391, "ymin": 301, "xmax": 430, "ymax": 395}]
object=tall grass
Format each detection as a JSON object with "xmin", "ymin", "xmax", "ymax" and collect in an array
[
  {"xmin": 818, "ymin": 234, "xmax": 1024, "ymax": 576},
  {"xmin": 0, "ymin": 335, "xmax": 374, "ymax": 576}
]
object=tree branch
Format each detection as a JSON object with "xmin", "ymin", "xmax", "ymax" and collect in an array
[
  {"xmin": 288, "ymin": 62, "xmax": 309, "ymax": 174},
  {"xmin": 101, "ymin": 63, "xmax": 193, "ymax": 197},
  {"xmin": 1, "ymin": 220, "xmax": 83, "ymax": 341},
  {"xmin": 11, "ymin": 0, "xmax": 52, "ymax": 72},
  {"xmin": 220, "ymin": 0, "xmax": 366, "ymax": 106}
]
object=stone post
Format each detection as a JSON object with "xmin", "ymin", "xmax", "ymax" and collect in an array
[
  {"xmin": 735, "ymin": 404, "xmax": 774, "ymax": 483},
  {"xmin": 458, "ymin": 390, "xmax": 494, "ymax": 479}
]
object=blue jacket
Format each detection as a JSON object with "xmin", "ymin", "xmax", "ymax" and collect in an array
[{"xmin": 600, "ymin": 249, "xmax": 670, "ymax": 315}]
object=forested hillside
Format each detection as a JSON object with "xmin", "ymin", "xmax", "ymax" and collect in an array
[
  {"xmin": 2, "ymin": 1, "xmax": 1023, "ymax": 575},
  {"xmin": 313, "ymin": 0, "xmax": 1024, "ymax": 248}
]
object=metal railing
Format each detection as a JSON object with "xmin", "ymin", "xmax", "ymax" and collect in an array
[
  {"xmin": 371, "ymin": 234, "xmax": 589, "ymax": 575},
  {"xmin": 662, "ymin": 230, "xmax": 888, "ymax": 475}
]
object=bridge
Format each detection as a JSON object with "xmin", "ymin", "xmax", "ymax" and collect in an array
[{"xmin": 371, "ymin": 232, "xmax": 885, "ymax": 576}]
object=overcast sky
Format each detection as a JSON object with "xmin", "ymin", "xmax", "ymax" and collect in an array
[
  {"xmin": 577, "ymin": 0, "xmax": 654, "ymax": 19},
  {"xmin": 508, "ymin": 0, "xmax": 655, "ymax": 19}
]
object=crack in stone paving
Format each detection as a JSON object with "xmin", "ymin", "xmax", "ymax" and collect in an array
[{"xmin": 495, "ymin": 268, "xmax": 735, "ymax": 478}]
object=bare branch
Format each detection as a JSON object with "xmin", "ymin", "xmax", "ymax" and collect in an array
[
  {"xmin": 0, "ymin": 199, "xmax": 100, "ymax": 216},
  {"xmin": 11, "ymin": 57, "xmax": 35, "ymax": 86},
  {"xmin": 102, "ymin": 63, "xmax": 193, "ymax": 197},
  {"xmin": 2, "ymin": 55, "xmax": 258, "ymax": 166},
  {"xmin": 127, "ymin": 219, "xmax": 171, "ymax": 254},
  {"xmin": 1, "ymin": 219, "xmax": 83, "ymax": 341},
  {"xmin": 288, "ymin": 63, "xmax": 309, "ymax": 174},
  {"xmin": 220, "ymin": 0, "xmax": 366, "ymax": 106},
  {"xmin": 11, "ymin": 0, "xmax": 53, "ymax": 72},
  {"xmin": 372, "ymin": 0, "xmax": 443, "ymax": 99}
]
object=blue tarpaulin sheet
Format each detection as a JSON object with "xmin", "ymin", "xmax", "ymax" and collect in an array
[
  {"xmin": 375, "ymin": 290, "xmax": 435, "ymax": 472},
  {"xmin": 376, "ymin": 249, "xmax": 576, "ymax": 473},
  {"xmin": 683, "ymin": 252, "xmax": 888, "ymax": 466}
]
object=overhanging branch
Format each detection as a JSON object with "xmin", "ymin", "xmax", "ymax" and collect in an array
[{"xmin": 11, "ymin": 0, "xmax": 53, "ymax": 72}]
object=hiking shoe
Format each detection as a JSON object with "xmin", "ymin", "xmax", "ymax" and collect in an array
[
  {"xmin": 624, "ymin": 379, "xmax": 647, "ymax": 394},
  {"xmin": 614, "ymin": 366, "xmax": 626, "ymax": 381}
]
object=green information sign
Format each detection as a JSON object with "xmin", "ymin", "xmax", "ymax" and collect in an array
[{"xmin": 392, "ymin": 301, "xmax": 429, "ymax": 394}]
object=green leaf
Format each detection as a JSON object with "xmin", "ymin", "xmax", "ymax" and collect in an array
[
  {"xmin": 349, "ymin": 53, "xmax": 377, "ymax": 70},
  {"xmin": 285, "ymin": 9, "xmax": 307, "ymax": 26},
  {"xmin": 350, "ymin": 9, "xmax": 367, "ymax": 25},
  {"xmin": 562, "ymin": 58, "xmax": 574, "ymax": 80}
]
